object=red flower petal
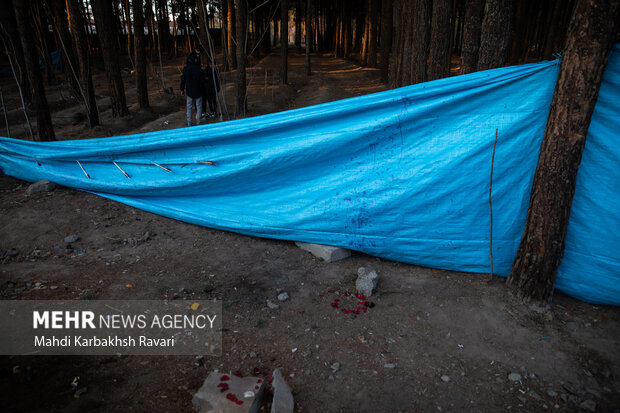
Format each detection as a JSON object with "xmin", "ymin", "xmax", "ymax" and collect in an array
[
  {"xmin": 236, "ymin": 400, "xmax": 244, "ymax": 405},
  {"xmin": 328, "ymin": 289, "xmax": 335, "ymax": 293},
  {"xmin": 257, "ymin": 379, "xmax": 262, "ymax": 383},
  {"xmin": 255, "ymin": 385, "xmax": 259, "ymax": 390},
  {"xmin": 220, "ymin": 375, "xmax": 230, "ymax": 381}
]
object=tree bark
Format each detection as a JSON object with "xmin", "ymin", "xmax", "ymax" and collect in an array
[
  {"xmin": 67, "ymin": 0, "xmax": 99, "ymax": 127},
  {"xmin": 507, "ymin": 0, "xmax": 620, "ymax": 303},
  {"xmin": 367, "ymin": 0, "xmax": 379, "ymax": 67},
  {"xmin": 51, "ymin": 0, "xmax": 80, "ymax": 95},
  {"xmin": 305, "ymin": 0, "xmax": 311, "ymax": 74},
  {"xmin": 388, "ymin": 0, "xmax": 402, "ymax": 87},
  {"xmin": 412, "ymin": 0, "xmax": 431, "ymax": 84},
  {"xmin": 460, "ymin": 0, "xmax": 485, "ymax": 74},
  {"xmin": 235, "ymin": 0, "xmax": 247, "ymax": 115},
  {"xmin": 13, "ymin": 0, "xmax": 55, "ymax": 141},
  {"xmin": 281, "ymin": 0, "xmax": 288, "ymax": 84},
  {"xmin": 228, "ymin": 0, "xmax": 237, "ymax": 69},
  {"xmin": 221, "ymin": 0, "xmax": 230, "ymax": 71},
  {"xmin": 427, "ymin": 0, "xmax": 452, "ymax": 81},
  {"xmin": 379, "ymin": 0, "xmax": 393, "ymax": 82},
  {"xmin": 92, "ymin": 0, "xmax": 129, "ymax": 117},
  {"xmin": 0, "ymin": 0, "xmax": 32, "ymax": 101},
  {"xmin": 34, "ymin": 1, "xmax": 56, "ymax": 85},
  {"xmin": 296, "ymin": 0, "xmax": 302, "ymax": 51},
  {"xmin": 133, "ymin": 0, "xmax": 149, "ymax": 109},
  {"xmin": 477, "ymin": 0, "xmax": 514, "ymax": 71},
  {"xmin": 196, "ymin": 0, "xmax": 210, "ymax": 54}
]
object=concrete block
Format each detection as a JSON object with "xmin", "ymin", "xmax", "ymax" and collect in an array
[
  {"xmin": 25, "ymin": 180, "xmax": 57, "ymax": 195},
  {"xmin": 295, "ymin": 242, "xmax": 350, "ymax": 262},
  {"xmin": 193, "ymin": 371, "xmax": 265, "ymax": 413}
]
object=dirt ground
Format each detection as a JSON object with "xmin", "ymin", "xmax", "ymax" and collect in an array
[{"xmin": 1, "ymin": 50, "xmax": 619, "ymax": 413}]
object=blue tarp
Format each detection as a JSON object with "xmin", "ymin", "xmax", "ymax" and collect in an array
[{"xmin": 1, "ymin": 45, "xmax": 619, "ymax": 305}]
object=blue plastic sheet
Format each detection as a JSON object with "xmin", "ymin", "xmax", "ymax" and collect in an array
[{"xmin": 1, "ymin": 46, "xmax": 618, "ymax": 305}]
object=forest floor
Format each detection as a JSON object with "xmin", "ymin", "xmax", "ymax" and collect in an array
[{"xmin": 1, "ymin": 50, "xmax": 619, "ymax": 413}]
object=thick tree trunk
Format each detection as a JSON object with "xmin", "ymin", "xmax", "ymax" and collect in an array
[
  {"xmin": 427, "ymin": 0, "xmax": 452, "ymax": 81},
  {"xmin": 13, "ymin": 0, "xmax": 55, "ymax": 141},
  {"xmin": 460, "ymin": 0, "xmax": 485, "ymax": 74},
  {"xmin": 281, "ymin": 0, "xmax": 288, "ymax": 84},
  {"xmin": 412, "ymin": 0, "xmax": 431, "ymax": 84},
  {"xmin": 67, "ymin": 0, "xmax": 99, "ymax": 127},
  {"xmin": 477, "ymin": 0, "xmax": 514, "ymax": 71},
  {"xmin": 379, "ymin": 0, "xmax": 393, "ymax": 83},
  {"xmin": 235, "ymin": 0, "xmax": 247, "ymax": 115},
  {"xmin": 133, "ymin": 0, "xmax": 149, "ymax": 109},
  {"xmin": 305, "ymin": 0, "xmax": 311, "ymax": 74},
  {"xmin": 228, "ymin": 0, "xmax": 237, "ymax": 69},
  {"xmin": 92, "ymin": 0, "xmax": 129, "ymax": 117},
  {"xmin": 507, "ymin": 0, "xmax": 620, "ymax": 303},
  {"xmin": 0, "ymin": 0, "xmax": 32, "ymax": 101}
]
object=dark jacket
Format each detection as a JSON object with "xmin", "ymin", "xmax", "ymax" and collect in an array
[
  {"xmin": 180, "ymin": 62, "xmax": 204, "ymax": 99},
  {"xmin": 203, "ymin": 65, "xmax": 221, "ymax": 97}
]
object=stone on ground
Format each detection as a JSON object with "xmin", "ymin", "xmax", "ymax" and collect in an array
[
  {"xmin": 193, "ymin": 371, "xmax": 264, "ymax": 413},
  {"xmin": 356, "ymin": 267, "xmax": 379, "ymax": 297},
  {"xmin": 25, "ymin": 180, "xmax": 57, "ymax": 195},
  {"xmin": 270, "ymin": 368, "xmax": 294, "ymax": 413},
  {"xmin": 295, "ymin": 242, "xmax": 350, "ymax": 262}
]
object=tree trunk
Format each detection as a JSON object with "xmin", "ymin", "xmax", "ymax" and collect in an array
[
  {"xmin": 296, "ymin": 0, "xmax": 302, "ymax": 51},
  {"xmin": 228, "ymin": 0, "xmax": 237, "ymax": 69},
  {"xmin": 51, "ymin": 0, "xmax": 81, "ymax": 96},
  {"xmin": 366, "ymin": 0, "xmax": 379, "ymax": 67},
  {"xmin": 67, "ymin": 0, "xmax": 99, "ymax": 127},
  {"xmin": 305, "ymin": 0, "xmax": 311, "ymax": 74},
  {"xmin": 388, "ymin": 0, "xmax": 402, "ymax": 87},
  {"xmin": 379, "ymin": 0, "xmax": 393, "ymax": 82},
  {"xmin": 427, "ymin": 0, "xmax": 452, "ymax": 81},
  {"xmin": 34, "ymin": 1, "xmax": 56, "ymax": 86},
  {"xmin": 343, "ymin": 0, "xmax": 352, "ymax": 58},
  {"xmin": 412, "ymin": 0, "xmax": 431, "ymax": 84},
  {"xmin": 281, "ymin": 0, "xmax": 288, "ymax": 84},
  {"xmin": 196, "ymin": 0, "xmax": 209, "ymax": 54},
  {"xmin": 92, "ymin": 0, "xmax": 129, "ymax": 117},
  {"xmin": 221, "ymin": 0, "xmax": 230, "ymax": 71},
  {"xmin": 155, "ymin": 0, "xmax": 170, "ymax": 53},
  {"xmin": 13, "ymin": 0, "xmax": 55, "ymax": 141},
  {"xmin": 235, "ymin": 0, "xmax": 247, "ymax": 116},
  {"xmin": 0, "ymin": 0, "xmax": 32, "ymax": 101},
  {"xmin": 123, "ymin": 0, "xmax": 134, "ymax": 65},
  {"xmin": 507, "ymin": 0, "xmax": 620, "ymax": 304},
  {"xmin": 460, "ymin": 0, "xmax": 485, "ymax": 74},
  {"xmin": 133, "ymin": 0, "xmax": 149, "ymax": 109},
  {"xmin": 361, "ymin": 0, "xmax": 370, "ymax": 64},
  {"xmin": 477, "ymin": 0, "xmax": 514, "ymax": 71}
]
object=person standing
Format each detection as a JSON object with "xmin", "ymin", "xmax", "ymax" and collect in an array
[
  {"xmin": 202, "ymin": 63, "xmax": 220, "ymax": 119},
  {"xmin": 180, "ymin": 51, "xmax": 204, "ymax": 127}
]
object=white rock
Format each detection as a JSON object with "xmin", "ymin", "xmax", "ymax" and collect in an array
[{"xmin": 356, "ymin": 267, "xmax": 379, "ymax": 297}]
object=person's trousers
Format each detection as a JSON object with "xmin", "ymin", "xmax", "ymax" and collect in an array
[{"xmin": 186, "ymin": 96, "xmax": 202, "ymax": 125}]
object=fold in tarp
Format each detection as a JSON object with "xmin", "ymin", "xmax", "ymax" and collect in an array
[{"xmin": 1, "ymin": 45, "xmax": 619, "ymax": 305}]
